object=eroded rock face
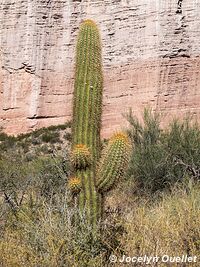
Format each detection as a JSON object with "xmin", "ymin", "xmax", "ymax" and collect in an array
[{"xmin": 0, "ymin": 0, "xmax": 200, "ymax": 137}]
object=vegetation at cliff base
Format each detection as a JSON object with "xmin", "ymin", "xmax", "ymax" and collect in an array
[{"xmin": 0, "ymin": 111, "xmax": 200, "ymax": 266}]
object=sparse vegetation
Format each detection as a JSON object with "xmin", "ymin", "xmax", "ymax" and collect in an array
[
  {"xmin": 0, "ymin": 110, "xmax": 200, "ymax": 266},
  {"xmin": 0, "ymin": 122, "xmax": 71, "ymax": 157}
]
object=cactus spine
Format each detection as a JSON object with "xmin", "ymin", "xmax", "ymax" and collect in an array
[{"xmin": 70, "ymin": 19, "xmax": 131, "ymax": 229}]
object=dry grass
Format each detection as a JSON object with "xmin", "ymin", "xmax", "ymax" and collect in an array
[
  {"xmin": 1, "ymin": 182, "xmax": 200, "ymax": 266},
  {"xmin": 0, "ymin": 191, "xmax": 106, "ymax": 267},
  {"xmin": 119, "ymin": 182, "xmax": 200, "ymax": 266}
]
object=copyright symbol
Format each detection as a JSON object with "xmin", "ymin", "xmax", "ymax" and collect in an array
[{"xmin": 109, "ymin": 254, "xmax": 117, "ymax": 263}]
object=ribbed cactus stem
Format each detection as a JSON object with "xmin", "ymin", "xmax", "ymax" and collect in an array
[
  {"xmin": 97, "ymin": 132, "xmax": 131, "ymax": 192},
  {"xmin": 71, "ymin": 19, "xmax": 103, "ymax": 227},
  {"xmin": 72, "ymin": 19, "xmax": 103, "ymax": 162}
]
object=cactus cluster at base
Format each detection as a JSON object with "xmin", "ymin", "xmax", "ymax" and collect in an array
[{"xmin": 68, "ymin": 19, "xmax": 131, "ymax": 230}]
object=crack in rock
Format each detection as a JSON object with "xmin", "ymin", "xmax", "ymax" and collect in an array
[{"xmin": 2, "ymin": 63, "xmax": 39, "ymax": 76}]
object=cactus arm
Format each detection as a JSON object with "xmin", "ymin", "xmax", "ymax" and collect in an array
[{"xmin": 97, "ymin": 133, "xmax": 131, "ymax": 192}]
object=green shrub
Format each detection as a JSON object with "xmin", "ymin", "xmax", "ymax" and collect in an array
[
  {"xmin": 165, "ymin": 118, "xmax": 200, "ymax": 178},
  {"xmin": 31, "ymin": 154, "xmax": 69, "ymax": 198},
  {"xmin": 63, "ymin": 132, "xmax": 72, "ymax": 141},
  {"xmin": 127, "ymin": 109, "xmax": 200, "ymax": 193},
  {"xmin": 41, "ymin": 131, "xmax": 61, "ymax": 144},
  {"xmin": 0, "ymin": 132, "xmax": 14, "ymax": 142},
  {"xmin": 0, "ymin": 132, "xmax": 16, "ymax": 153},
  {"xmin": 47, "ymin": 122, "xmax": 71, "ymax": 131},
  {"xmin": 0, "ymin": 150, "xmax": 70, "ymax": 207},
  {"xmin": 0, "ymin": 152, "xmax": 30, "ymax": 194}
]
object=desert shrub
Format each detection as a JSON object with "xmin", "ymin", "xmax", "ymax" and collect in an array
[
  {"xmin": 15, "ymin": 132, "xmax": 32, "ymax": 141},
  {"xmin": 0, "ymin": 132, "xmax": 14, "ymax": 142},
  {"xmin": 30, "ymin": 122, "xmax": 71, "ymax": 139},
  {"xmin": 0, "ymin": 188, "xmax": 124, "ymax": 267},
  {"xmin": 0, "ymin": 152, "xmax": 31, "ymax": 195},
  {"xmin": 36, "ymin": 144, "xmax": 49, "ymax": 154},
  {"xmin": 18, "ymin": 139, "xmax": 31, "ymax": 153},
  {"xmin": 0, "ymin": 149, "xmax": 70, "ymax": 212},
  {"xmin": 165, "ymin": 118, "xmax": 200, "ymax": 179},
  {"xmin": 0, "ymin": 122, "xmax": 71, "ymax": 157},
  {"xmin": 63, "ymin": 132, "xmax": 72, "ymax": 141},
  {"xmin": 31, "ymin": 154, "xmax": 70, "ymax": 198},
  {"xmin": 127, "ymin": 109, "xmax": 200, "ymax": 193},
  {"xmin": 31, "ymin": 137, "xmax": 41, "ymax": 145},
  {"xmin": 47, "ymin": 122, "xmax": 71, "ymax": 131},
  {"xmin": 41, "ymin": 131, "xmax": 61, "ymax": 144},
  {"xmin": 0, "ymin": 133, "xmax": 16, "ymax": 153}
]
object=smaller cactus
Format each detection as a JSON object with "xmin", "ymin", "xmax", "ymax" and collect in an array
[
  {"xmin": 97, "ymin": 132, "xmax": 131, "ymax": 192},
  {"xmin": 68, "ymin": 177, "xmax": 81, "ymax": 194},
  {"xmin": 71, "ymin": 144, "xmax": 92, "ymax": 169}
]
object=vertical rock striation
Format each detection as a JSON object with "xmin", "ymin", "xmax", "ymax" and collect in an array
[{"xmin": 0, "ymin": 0, "xmax": 200, "ymax": 137}]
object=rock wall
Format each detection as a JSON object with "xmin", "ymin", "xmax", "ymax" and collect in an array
[{"xmin": 0, "ymin": 0, "xmax": 200, "ymax": 137}]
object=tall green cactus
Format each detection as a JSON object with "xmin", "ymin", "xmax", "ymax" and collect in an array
[
  {"xmin": 72, "ymin": 19, "xmax": 102, "ymax": 161},
  {"xmin": 69, "ymin": 19, "xmax": 131, "ymax": 229}
]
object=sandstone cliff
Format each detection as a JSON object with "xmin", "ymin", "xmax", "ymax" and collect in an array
[{"xmin": 0, "ymin": 0, "xmax": 200, "ymax": 137}]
